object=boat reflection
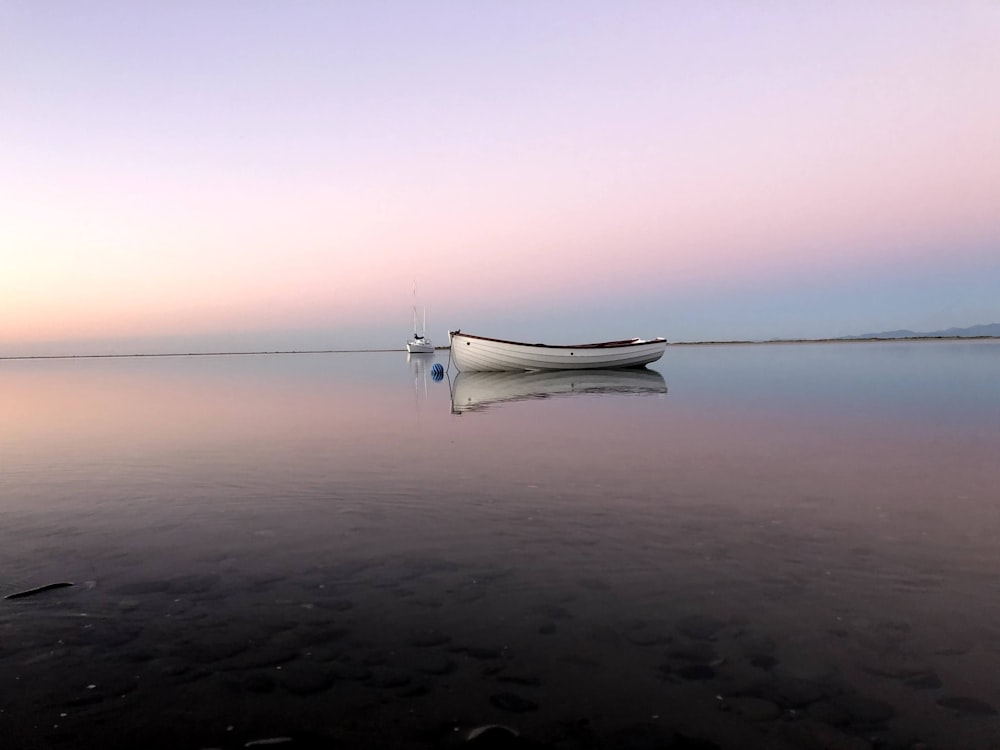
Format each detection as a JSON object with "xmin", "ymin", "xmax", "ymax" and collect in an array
[
  {"xmin": 407, "ymin": 352, "xmax": 437, "ymax": 415},
  {"xmin": 451, "ymin": 368, "xmax": 667, "ymax": 414}
]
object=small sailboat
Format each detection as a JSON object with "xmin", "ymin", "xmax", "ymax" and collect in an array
[{"xmin": 406, "ymin": 284, "xmax": 434, "ymax": 354}]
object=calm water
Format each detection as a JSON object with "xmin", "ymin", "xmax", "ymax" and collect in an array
[{"xmin": 1, "ymin": 341, "xmax": 999, "ymax": 750}]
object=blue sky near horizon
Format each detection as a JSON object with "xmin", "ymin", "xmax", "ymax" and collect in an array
[{"xmin": 2, "ymin": 2, "xmax": 999, "ymax": 356}]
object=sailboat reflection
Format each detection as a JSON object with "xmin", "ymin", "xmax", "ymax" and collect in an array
[
  {"xmin": 407, "ymin": 352, "xmax": 435, "ymax": 416},
  {"xmin": 450, "ymin": 368, "xmax": 667, "ymax": 414}
]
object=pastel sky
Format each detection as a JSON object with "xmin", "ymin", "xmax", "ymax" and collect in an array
[{"xmin": 2, "ymin": 1, "xmax": 999, "ymax": 355}]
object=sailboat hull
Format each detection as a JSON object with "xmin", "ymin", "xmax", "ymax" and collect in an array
[{"xmin": 406, "ymin": 341, "xmax": 434, "ymax": 354}]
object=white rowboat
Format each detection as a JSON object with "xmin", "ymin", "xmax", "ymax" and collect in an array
[{"xmin": 448, "ymin": 330, "xmax": 666, "ymax": 372}]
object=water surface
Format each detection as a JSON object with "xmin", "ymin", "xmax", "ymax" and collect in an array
[{"xmin": 1, "ymin": 341, "xmax": 998, "ymax": 749}]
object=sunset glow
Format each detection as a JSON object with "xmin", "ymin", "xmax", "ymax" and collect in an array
[{"xmin": 2, "ymin": 2, "xmax": 998, "ymax": 354}]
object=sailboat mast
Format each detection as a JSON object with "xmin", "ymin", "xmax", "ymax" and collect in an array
[{"xmin": 412, "ymin": 280, "xmax": 418, "ymax": 335}]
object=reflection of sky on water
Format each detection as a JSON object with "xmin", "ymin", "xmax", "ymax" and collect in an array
[
  {"xmin": 0, "ymin": 353, "xmax": 424, "ymax": 516},
  {"xmin": 2, "ymin": 343, "xmax": 999, "ymax": 748},
  {"xmin": 3, "ymin": 343, "xmax": 998, "ymax": 507},
  {"xmin": 664, "ymin": 340, "xmax": 1000, "ymax": 433},
  {"xmin": 2, "ymin": 342, "xmax": 997, "ymax": 538}
]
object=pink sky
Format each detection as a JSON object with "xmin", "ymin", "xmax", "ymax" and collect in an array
[{"xmin": 2, "ymin": 2, "xmax": 998, "ymax": 354}]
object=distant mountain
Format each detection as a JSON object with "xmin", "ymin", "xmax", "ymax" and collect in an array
[{"xmin": 843, "ymin": 323, "xmax": 1000, "ymax": 339}]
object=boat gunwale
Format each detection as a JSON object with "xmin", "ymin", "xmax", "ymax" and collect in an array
[{"xmin": 449, "ymin": 330, "xmax": 666, "ymax": 350}]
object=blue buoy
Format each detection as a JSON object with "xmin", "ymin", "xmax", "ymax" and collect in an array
[{"xmin": 430, "ymin": 363, "xmax": 444, "ymax": 381}]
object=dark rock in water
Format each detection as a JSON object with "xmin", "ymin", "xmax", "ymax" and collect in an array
[
  {"xmin": 876, "ymin": 618, "xmax": 912, "ymax": 635},
  {"xmin": 396, "ymin": 680, "xmax": 431, "ymax": 697},
  {"xmin": 903, "ymin": 670, "xmax": 942, "ymax": 690},
  {"xmin": 279, "ymin": 662, "xmax": 335, "ymax": 695},
  {"xmin": 242, "ymin": 672, "xmax": 277, "ymax": 693},
  {"xmin": 668, "ymin": 642, "xmax": 718, "ymax": 663},
  {"xmin": 329, "ymin": 660, "xmax": 372, "ymax": 681},
  {"xmin": 408, "ymin": 629, "xmax": 452, "ymax": 647},
  {"xmin": 482, "ymin": 662, "xmax": 505, "ymax": 677},
  {"xmin": 936, "ymin": 695, "xmax": 998, "ymax": 715},
  {"xmin": 414, "ymin": 597, "xmax": 445, "ymax": 608},
  {"xmin": 450, "ymin": 586, "xmax": 486, "ymax": 603},
  {"xmin": 560, "ymin": 654, "xmax": 600, "ymax": 668},
  {"xmin": 750, "ymin": 653, "xmax": 778, "ymax": 670},
  {"xmin": 728, "ymin": 697, "xmax": 782, "ymax": 722},
  {"xmin": 772, "ymin": 677, "xmax": 828, "ymax": 707},
  {"xmin": 740, "ymin": 633, "xmax": 778, "ymax": 654},
  {"xmin": 123, "ymin": 648, "xmax": 156, "ymax": 663},
  {"xmin": 865, "ymin": 726, "xmax": 926, "ymax": 750},
  {"xmin": 807, "ymin": 699, "xmax": 851, "ymax": 726},
  {"xmin": 531, "ymin": 603, "xmax": 573, "ymax": 620},
  {"xmin": 466, "ymin": 725, "xmax": 526, "ymax": 749},
  {"xmin": 601, "ymin": 723, "xmax": 679, "ymax": 750},
  {"xmin": 465, "ymin": 725, "xmax": 550, "ymax": 750},
  {"xmin": 538, "ymin": 622, "xmax": 557, "ymax": 635},
  {"xmin": 43, "ymin": 726, "xmax": 81, "ymax": 747},
  {"xmin": 498, "ymin": 674, "xmax": 541, "ymax": 687},
  {"xmin": 361, "ymin": 649, "xmax": 390, "ymax": 666},
  {"xmin": 861, "ymin": 656, "xmax": 924, "ymax": 680},
  {"xmin": 676, "ymin": 664, "xmax": 716, "ymax": 681},
  {"xmin": 371, "ymin": 667, "xmax": 411, "ymax": 689},
  {"xmin": 833, "ymin": 694, "xmax": 895, "ymax": 724},
  {"xmin": 413, "ymin": 718, "xmax": 464, "ymax": 745},
  {"xmin": 676, "ymin": 614, "xmax": 727, "ymax": 641},
  {"xmin": 625, "ymin": 630, "xmax": 670, "ymax": 646},
  {"xmin": 414, "ymin": 654, "xmax": 455, "ymax": 675},
  {"xmin": 674, "ymin": 733, "xmax": 723, "ymax": 750},
  {"xmin": 490, "ymin": 692, "xmax": 539, "ymax": 713},
  {"xmin": 776, "ymin": 652, "xmax": 838, "ymax": 682},
  {"xmin": 782, "ymin": 722, "xmax": 874, "ymax": 750}
]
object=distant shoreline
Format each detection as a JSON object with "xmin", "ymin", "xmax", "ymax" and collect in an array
[
  {"xmin": 1, "ymin": 336, "xmax": 995, "ymax": 361},
  {"xmin": 0, "ymin": 349, "xmax": 403, "ymax": 361},
  {"xmin": 668, "ymin": 335, "xmax": 1000, "ymax": 346}
]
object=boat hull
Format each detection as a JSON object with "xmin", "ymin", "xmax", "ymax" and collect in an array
[{"xmin": 448, "ymin": 331, "xmax": 666, "ymax": 372}]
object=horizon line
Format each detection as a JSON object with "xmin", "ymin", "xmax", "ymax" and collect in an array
[{"xmin": 2, "ymin": 335, "xmax": 997, "ymax": 361}]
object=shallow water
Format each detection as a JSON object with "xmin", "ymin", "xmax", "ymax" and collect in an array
[{"xmin": 1, "ymin": 341, "xmax": 999, "ymax": 749}]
